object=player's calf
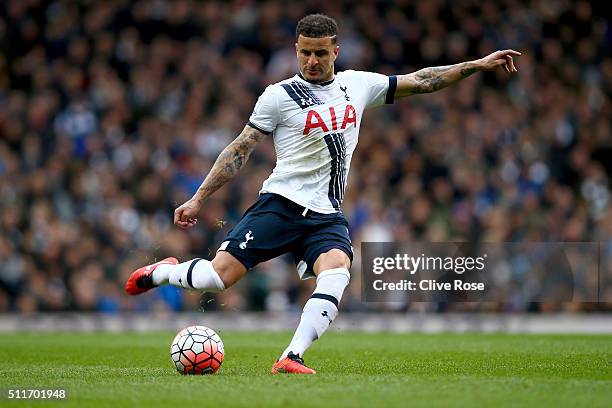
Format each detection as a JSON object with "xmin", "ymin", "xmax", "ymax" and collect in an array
[
  {"xmin": 162, "ymin": 258, "xmax": 226, "ymax": 292},
  {"xmin": 279, "ymin": 266, "xmax": 350, "ymax": 360}
]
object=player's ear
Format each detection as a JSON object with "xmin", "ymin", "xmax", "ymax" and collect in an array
[{"xmin": 333, "ymin": 45, "xmax": 340, "ymax": 60}]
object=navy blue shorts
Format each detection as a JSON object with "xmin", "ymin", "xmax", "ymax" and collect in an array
[{"xmin": 218, "ymin": 193, "xmax": 353, "ymax": 279}]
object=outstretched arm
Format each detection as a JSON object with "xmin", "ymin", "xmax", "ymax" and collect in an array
[
  {"xmin": 395, "ymin": 49, "xmax": 521, "ymax": 98},
  {"xmin": 174, "ymin": 125, "xmax": 267, "ymax": 229}
]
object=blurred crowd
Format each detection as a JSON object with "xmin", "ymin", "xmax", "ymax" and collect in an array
[{"xmin": 0, "ymin": 0, "xmax": 610, "ymax": 314}]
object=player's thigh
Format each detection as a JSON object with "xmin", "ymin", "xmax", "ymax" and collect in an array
[
  {"xmin": 296, "ymin": 217, "xmax": 353, "ymax": 278},
  {"xmin": 217, "ymin": 195, "xmax": 301, "ymax": 280}
]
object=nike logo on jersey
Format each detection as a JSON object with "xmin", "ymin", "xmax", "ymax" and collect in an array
[
  {"xmin": 303, "ymin": 105, "xmax": 357, "ymax": 135},
  {"xmin": 239, "ymin": 231, "xmax": 254, "ymax": 249}
]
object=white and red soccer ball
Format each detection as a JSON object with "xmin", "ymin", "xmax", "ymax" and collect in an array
[{"xmin": 170, "ymin": 325, "xmax": 224, "ymax": 375}]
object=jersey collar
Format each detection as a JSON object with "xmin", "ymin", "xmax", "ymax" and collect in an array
[{"xmin": 297, "ymin": 72, "xmax": 335, "ymax": 86}]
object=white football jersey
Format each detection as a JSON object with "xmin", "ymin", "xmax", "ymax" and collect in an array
[{"xmin": 248, "ymin": 70, "xmax": 397, "ymax": 214}]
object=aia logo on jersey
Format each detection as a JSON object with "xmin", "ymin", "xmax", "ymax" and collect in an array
[{"xmin": 303, "ymin": 105, "xmax": 357, "ymax": 135}]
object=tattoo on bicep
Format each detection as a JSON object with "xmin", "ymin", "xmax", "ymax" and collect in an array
[
  {"xmin": 220, "ymin": 128, "xmax": 264, "ymax": 176},
  {"xmin": 197, "ymin": 127, "xmax": 266, "ymax": 199}
]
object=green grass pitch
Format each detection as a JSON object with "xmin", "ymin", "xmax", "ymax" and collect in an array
[{"xmin": 0, "ymin": 331, "xmax": 610, "ymax": 407}]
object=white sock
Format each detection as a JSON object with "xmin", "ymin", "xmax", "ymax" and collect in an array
[
  {"xmin": 280, "ymin": 267, "xmax": 350, "ymax": 359},
  {"xmin": 153, "ymin": 258, "xmax": 225, "ymax": 292}
]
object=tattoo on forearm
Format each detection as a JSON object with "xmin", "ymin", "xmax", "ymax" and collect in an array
[
  {"xmin": 196, "ymin": 127, "xmax": 265, "ymax": 202},
  {"xmin": 404, "ymin": 62, "xmax": 479, "ymax": 94},
  {"xmin": 460, "ymin": 64, "xmax": 478, "ymax": 77}
]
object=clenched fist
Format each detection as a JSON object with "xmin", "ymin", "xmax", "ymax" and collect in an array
[{"xmin": 174, "ymin": 198, "xmax": 201, "ymax": 229}]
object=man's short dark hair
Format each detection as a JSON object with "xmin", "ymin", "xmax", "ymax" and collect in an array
[{"xmin": 296, "ymin": 14, "xmax": 338, "ymax": 43}]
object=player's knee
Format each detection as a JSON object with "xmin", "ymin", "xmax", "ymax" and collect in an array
[
  {"xmin": 211, "ymin": 252, "xmax": 247, "ymax": 288},
  {"xmin": 314, "ymin": 248, "xmax": 351, "ymax": 274}
]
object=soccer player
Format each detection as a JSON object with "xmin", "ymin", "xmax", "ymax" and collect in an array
[{"xmin": 125, "ymin": 14, "xmax": 520, "ymax": 374}]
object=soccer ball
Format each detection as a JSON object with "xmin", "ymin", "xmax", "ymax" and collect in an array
[{"xmin": 170, "ymin": 325, "xmax": 224, "ymax": 375}]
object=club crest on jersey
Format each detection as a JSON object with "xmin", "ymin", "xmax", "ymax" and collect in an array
[
  {"xmin": 239, "ymin": 230, "xmax": 254, "ymax": 249},
  {"xmin": 303, "ymin": 105, "xmax": 357, "ymax": 135},
  {"xmin": 339, "ymin": 85, "xmax": 350, "ymax": 101}
]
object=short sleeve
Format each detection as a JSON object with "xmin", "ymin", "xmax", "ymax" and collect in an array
[
  {"xmin": 247, "ymin": 86, "xmax": 280, "ymax": 134},
  {"xmin": 355, "ymin": 71, "xmax": 397, "ymax": 109}
]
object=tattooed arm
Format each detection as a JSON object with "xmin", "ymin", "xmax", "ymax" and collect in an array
[
  {"xmin": 193, "ymin": 126, "xmax": 265, "ymax": 203},
  {"xmin": 174, "ymin": 125, "xmax": 267, "ymax": 229},
  {"xmin": 395, "ymin": 49, "xmax": 521, "ymax": 98}
]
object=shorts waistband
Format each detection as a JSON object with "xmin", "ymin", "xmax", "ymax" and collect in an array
[{"xmin": 262, "ymin": 193, "xmax": 322, "ymax": 217}]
